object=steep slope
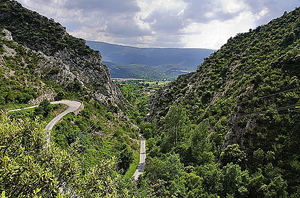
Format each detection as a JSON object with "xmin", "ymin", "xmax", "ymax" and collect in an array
[
  {"xmin": 0, "ymin": 0, "xmax": 124, "ymax": 106},
  {"xmin": 145, "ymin": 8, "xmax": 300, "ymax": 197},
  {"xmin": 87, "ymin": 41, "xmax": 214, "ymax": 79},
  {"xmin": 0, "ymin": 1, "xmax": 141, "ymax": 196}
]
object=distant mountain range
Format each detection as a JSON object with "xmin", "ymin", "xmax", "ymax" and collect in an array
[{"xmin": 87, "ymin": 41, "xmax": 214, "ymax": 80}]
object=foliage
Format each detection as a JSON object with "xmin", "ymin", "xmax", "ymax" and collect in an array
[
  {"xmin": 188, "ymin": 121, "xmax": 214, "ymax": 166},
  {"xmin": 0, "ymin": 114, "xmax": 134, "ymax": 197},
  {"xmin": 118, "ymin": 144, "xmax": 134, "ymax": 174},
  {"xmin": 220, "ymin": 144, "xmax": 247, "ymax": 167},
  {"xmin": 141, "ymin": 7, "xmax": 300, "ymax": 197},
  {"xmin": 124, "ymin": 148, "xmax": 140, "ymax": 180},
  {"xmin": 218, "ymin": 163, "xmax": 250, "ymax": 197},
  {"xmin": 142, "ymin": 154, "xmax": 186, "ymax": 197},
  {"xmin": 34, "ymin": 99, "xmax": 52, "ymax": 117}
]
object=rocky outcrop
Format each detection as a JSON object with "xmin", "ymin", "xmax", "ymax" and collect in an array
[{"xmin": 0, "ymin": 0, "xmax": 126, "ymax": 107}]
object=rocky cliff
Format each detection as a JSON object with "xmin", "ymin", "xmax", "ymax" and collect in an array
[{"xmin": 0, "ymin": 0, "xmax": 125, "ymax": 106}]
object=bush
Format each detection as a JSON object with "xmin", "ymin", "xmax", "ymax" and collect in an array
[{"xmin": 34, "ymin": 99, "xmax": 52, "ymax": 117}]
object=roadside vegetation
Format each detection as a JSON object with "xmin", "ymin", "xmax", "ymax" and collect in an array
[
  {"xmin": 7, "ymin": 100, "xmax": 67, "ymax": 125},
  {"xmin": 0, "ymin": 114, "xmax": 135, "ymax": 197}
]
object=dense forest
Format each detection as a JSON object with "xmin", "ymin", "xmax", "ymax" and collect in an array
[
  {"xmin": 0, "ymin": 0, "xmax": 299, "ymax": 197},
  {"xmin": 140, "ymin": 7, "xmax": 300, "ymax": 198}
]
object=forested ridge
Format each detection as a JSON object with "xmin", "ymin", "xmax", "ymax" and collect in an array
[{"xmin": 141, "ymin": 7, "xmax": 300, "ymax": 197}]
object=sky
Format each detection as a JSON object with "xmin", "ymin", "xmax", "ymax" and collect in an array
[{"xmin": 17, "ymin": 0, "xmax": 298, "ymax": 49}]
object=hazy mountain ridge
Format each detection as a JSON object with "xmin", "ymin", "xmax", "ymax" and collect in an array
[{"xmin": 87, "ymin": 41, "xmax": 214, "ymax": 79}]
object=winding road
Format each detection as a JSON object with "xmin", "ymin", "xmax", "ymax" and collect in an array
[
  {"xmin": 9, "ymin": 100, "xmax": 82, "ymax": 146},
  {"xmin": 44, "ymin": 100, "xmax": 81, "ymax": 145},
  {"xmin": 9, "ymin": 100, "xmax": 146, "ymax": 180}
]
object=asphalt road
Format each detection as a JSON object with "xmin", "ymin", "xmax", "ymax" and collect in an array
[
  {"xmin": 8, "ymin": 105, "xmax": 38, "ymax": 112},
  {"xmin": 9, "ymin": 100, "xmax": 82, "ymax": 146},
  {"xmin": 45, "ymin": 100, "xmax": 81, "ymax": 146},
  {"xmin": 133, "ymin": 136, "xmax": 146, "ymax": 180}
]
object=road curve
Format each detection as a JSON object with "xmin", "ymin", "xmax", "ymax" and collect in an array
[
  {"xmin": 45, "ymin": 100, "xmax": 82, "ymax": 146},
  {"xmin": 8, "ymin": 100, "xmax": 82, "ymax": 146},
  {"xmin": 9, "ymin": 100, "xmax": 146, "ymax": 180},
  {"xmin": 133, "ymin": 136, "xmax": 146, "ymax": 180}
]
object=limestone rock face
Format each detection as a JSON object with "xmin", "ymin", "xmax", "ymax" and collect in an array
[
  {"xmin": 2, "ymin": 29, "xmax": 13, "ymax": 41},
  {"xmin": 0, "ymin": 0, "xmax": 126, "ymax": 107}
]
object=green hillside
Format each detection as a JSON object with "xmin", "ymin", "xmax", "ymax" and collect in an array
[
  {"xmin": 143, "ymin": 7, "xmax": 300, "ymax": 197},
  {"xmin": 0, "ymin": 1, "xmax": 139, "ymax": 196}
]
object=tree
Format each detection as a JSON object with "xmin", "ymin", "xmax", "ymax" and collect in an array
[
  {"xmin": 140, "ymin": 122, "xmax": 153, "ymax": 138},
  {"xmin": 264, "ymin": 175, "xmax": 288, "ymax": 198},
  {"xmin": 163, "ymin": 105, "xmax": 188, "ymax": 148},
  {"xmin": 196, "ymin": 162, "xmax": 221, "ymax": 194},
  {"xmin": 0, "ymin": 114, "xmax": 79, "ymax": 197},
  {"xmin": 191, "ymin": 120, "xmax": 214, "ymax": 164},
  {"xmin": 218, "ymin": 163, "xmax": 250, "ymax": 197},
  {"xmin": 118, "ymin": 144, "xmax": 133, "ymax": 174},
  {"xmin": 145, "ymin": 154, "xmax": 186, "ymax": 197},
  {"xmin": 184, "ymin": 172, "xmax": 205, "ymax": 197},
  {"xmin": 220, "ymin": 144, "xmax": 247, "ymax": 167},
  {"xmin": 0, "ymin": 114, "xmax": 130, "ymax": 197},
  {"xmin": 34, "ymin": 99, "xmax": 52, "ymax": 117}
]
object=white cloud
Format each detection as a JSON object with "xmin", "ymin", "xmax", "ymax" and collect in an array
[
  {"xmin": 220, "ymin": 0, "xmax": 249, "ymax": 14},
  {"xmin": 16, "ymin": 0, "xmax": 298, "ymax": 49},
  {"xmin": 137, "ymin": 0, "xmax": 186, "ymax": 17},
  {"xmin": 257, "ymin": 7, "xmax": 269, "ymax": 19},
  {"xmin": 181, "ymin": 11, "xmax": 256, "ymax": 49},
  {"xmin": 135, "ymin": 0, "xmax": 187, "ymax": 31},
  {"xmin": 204, "ymin": 12, "xmax": 215, "ymax": 18}
]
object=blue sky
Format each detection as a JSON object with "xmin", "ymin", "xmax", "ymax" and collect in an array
[{"xmin": 17, "ymin": 0, "xmax": 299, "ymax": 49}]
